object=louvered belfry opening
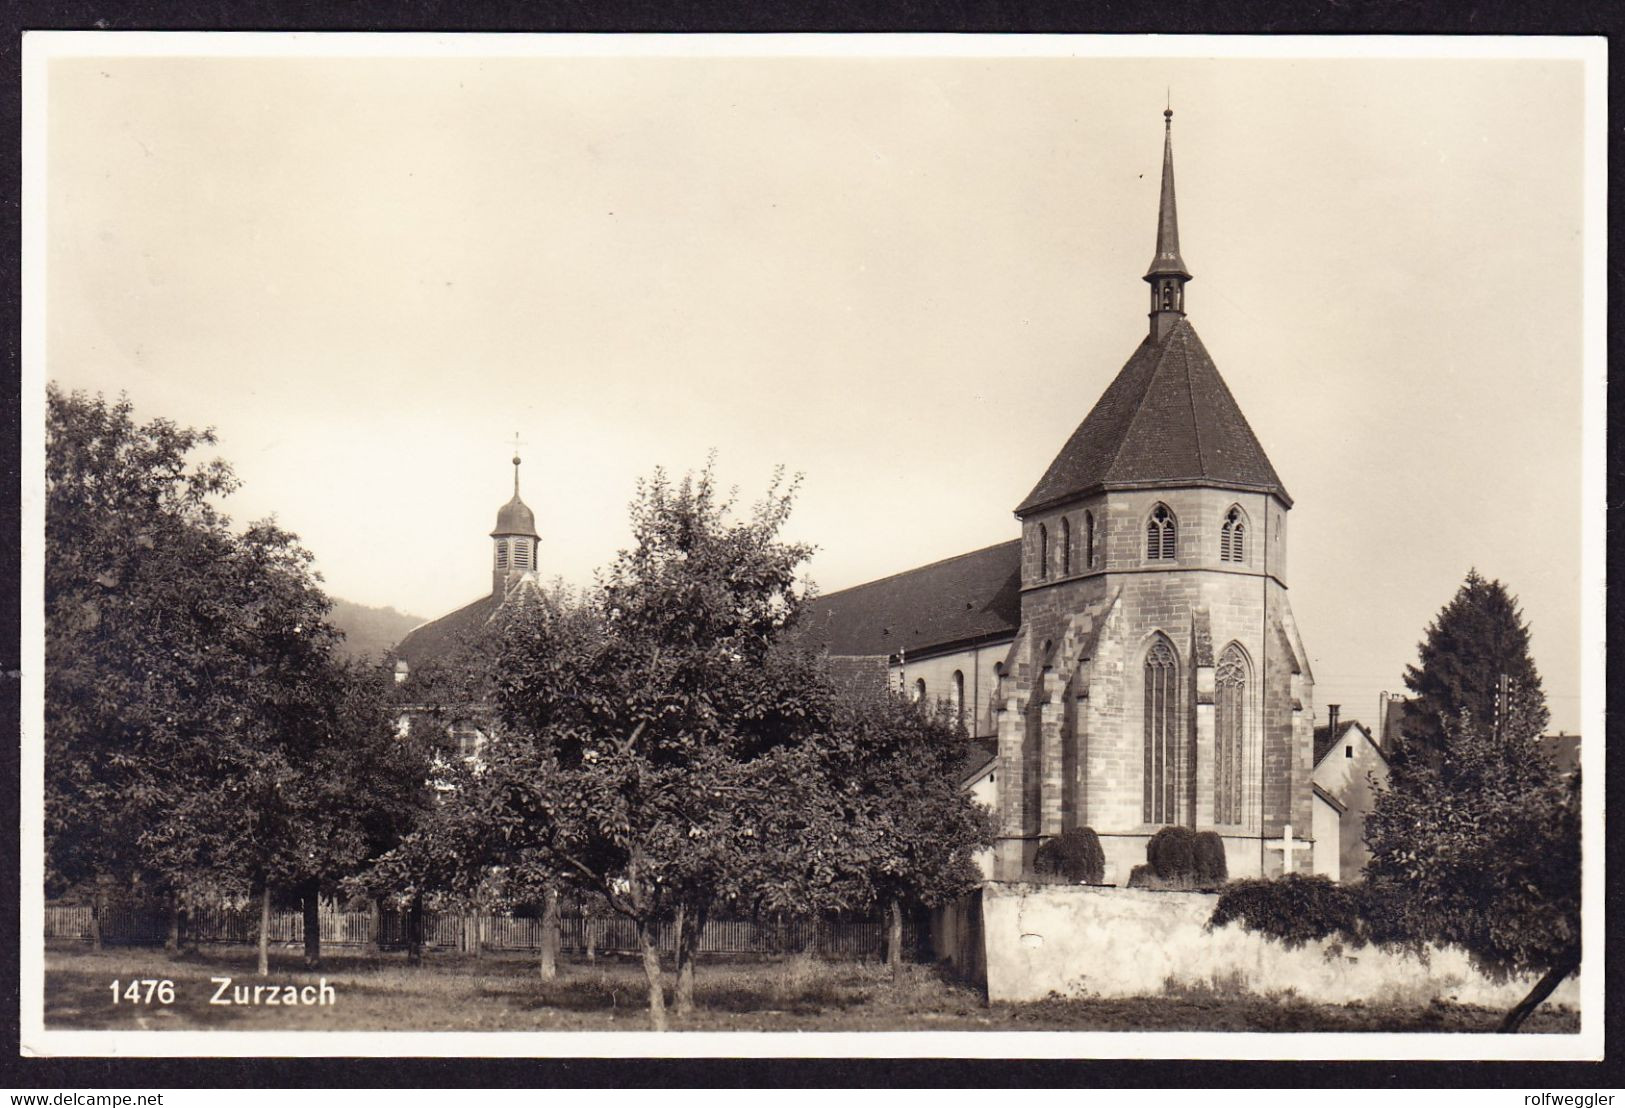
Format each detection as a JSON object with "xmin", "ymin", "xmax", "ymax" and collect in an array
[
  {"xmin": 1215, "ymin": 644, "xmax": 1247, "ymax": 824},
  {"xmin": 1146, "ymin": 504, "xmax": 1176, "ymax": 560},
  {"xmin": 1221, "ymin": 506, "xmax": 1246, "ymax": 563},
  {"xmin": 1084, "ymin": 510, "xmax": 1096, "ymax": 568},
  {"xmin": 1143, "ymin": 636, "xmax": 1181, "ymax": 825}
]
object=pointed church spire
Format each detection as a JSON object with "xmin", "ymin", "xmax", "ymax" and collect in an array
[{"xmin": 1144, "ymin": 106, "xmax": 1192, "ymax": 342}]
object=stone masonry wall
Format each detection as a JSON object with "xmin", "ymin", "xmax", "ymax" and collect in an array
[{"xmin": 975, "ymin": 883, "xmax": 1581, "ymax": 1010}]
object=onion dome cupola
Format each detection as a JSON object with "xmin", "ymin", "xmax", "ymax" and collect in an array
[
  {"xmin": 491, "ymin": 449, "xmax": 540, "ymax": 594},
  {"xmin": 1145, "ymin": 107, "xmax": 1193, "ymax": 343}
]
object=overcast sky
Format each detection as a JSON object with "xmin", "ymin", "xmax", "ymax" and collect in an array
[{"xmin": 40, "ymin": 42, "xmax": 1596, "ymax": 733}]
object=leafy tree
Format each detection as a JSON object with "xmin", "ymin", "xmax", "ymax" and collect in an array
[
  {"xmin": 473, "ymin": 462, "xmax": 817, "ymax": 1030},
  {"xmin": 45, "ymin": 386, "xmax": 238, "ymax": 940},
  {"xmin": 818, "ymin": 691, "xmax": 996, "ymax": 979},
  {"xmin": 1399, "ymin": 569, "xmax": 1548, "ymax": 771},
  {"xmin": 46, "ymin": 387, "xmax": 429, "ymax": 971},
  {"xmin": 1364, "ymin": 699, "xmax": 1580, "ymax": 1031}
]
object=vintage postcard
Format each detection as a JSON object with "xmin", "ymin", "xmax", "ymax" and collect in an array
[{"xmin": 19, "ymin": 32, "xmax": 1606, "ymax": 1060}]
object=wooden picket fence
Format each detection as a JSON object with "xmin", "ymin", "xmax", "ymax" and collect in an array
[{"xmin": 44, "ymin": 903, "xmax": 918, "ymax": 961}]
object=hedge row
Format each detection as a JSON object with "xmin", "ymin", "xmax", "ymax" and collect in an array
[{"xmin": 1209, "ymin": 873, "xmax": 1416, "ymax": 949}]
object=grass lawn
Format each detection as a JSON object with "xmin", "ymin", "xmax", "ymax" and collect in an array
[{"xmin": 44, "ymin": 942, "xmax": 1579, "ymax": 1034}]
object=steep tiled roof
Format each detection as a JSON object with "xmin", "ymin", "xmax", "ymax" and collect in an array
[
  {"xmin": 394, "ymin": 591, "xmax": 503, "ymax": 668},
  {"xmin": 1016, "ymin": 320, "xmax": 1289, "ymax": 514},
  {"xmin": 804, "ymin": 540, "xmax": 1022, "ymax": 658}
]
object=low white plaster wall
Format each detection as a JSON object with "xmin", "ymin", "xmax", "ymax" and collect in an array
[{"xmin": 980, "ymin": 882, "xmax": 1580, "ymax": 1010}]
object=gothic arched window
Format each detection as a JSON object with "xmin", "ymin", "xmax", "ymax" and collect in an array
[
  {"xmin": 1146, "ymin": 504, "xmax": 1177, "ymax": 561},
  {"xmin": 952, "ymin": 670, "xmax": 965, "ymax": 727},
  {"xmin": 1084, "ymin": 510, "xmax": 1096, "ymax": 568},
  {"xmin": 1060, "ymin": 517, "xmax": 1072, "ymax": 575},
  {"xmin": 1143, "ymin": 636, "xmax": 1181, "ymax": 825},
  {"xmin": 1038, "ymin": 523, "xmax": 1049, "ymax": 579},
  {"xmin": 913, "ymin": 678, "xmax": 926, "ymax": 704},
  {"xmin": 1221, "ymin": 507, "xmax": 1247, "ymax": 564},
  {"xmin": 1215, "ymin": 644, "xmax": 1248, "ymax": 824}
]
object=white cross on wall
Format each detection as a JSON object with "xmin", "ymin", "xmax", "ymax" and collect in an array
[{"xmin": 1265, "ymin": 823, "xmax": 1306, "ymax": 874}]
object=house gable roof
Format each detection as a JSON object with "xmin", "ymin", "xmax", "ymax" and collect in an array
[
  {"xmin": 804, "ymin": 539, "xmax": 1022, "ymax": 658},
  {"xmin": 1312, "ymin": 718, "xmax": 1388, "ymax": 770},
  {"xmin": 1016, "ymin": 320, "xmax": 1290, "ymax": 515}
]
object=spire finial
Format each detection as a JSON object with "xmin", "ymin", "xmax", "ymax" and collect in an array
[
  {"xmin": 510, "ymin": 431, "xmax": 526, "ymax": 497},
  {"xmin": 1145, "ymin": 104, "xmax": 1192, "ymax": 340}
]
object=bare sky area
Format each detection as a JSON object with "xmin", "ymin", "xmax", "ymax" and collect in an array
[{"xmin": 41, "ymin": 45, "xmax": 1594, "ymax": 734}]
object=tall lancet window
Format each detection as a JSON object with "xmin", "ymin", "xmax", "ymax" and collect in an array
[
  {"xmin": 952, "ymin": 670, "xmax": 965, "ymax": 728},
  {"xmin": 1142, "ymin": 636, "xmax": 1181, "ymax": 825},
  {"xmin": 1038, "ymin": 523, "xmax": 1049, "ymax": 579},
  {"xmin": 1146, "ymin": 504, "xmax": 1176, "ymax": 561},
  {"xmin": 1220, "ymin": 507, "xmax": 1247, "ymax": 563},
  {"xmin": 1214, "ymin": 644, "xmax": 1248, "ymax": 825},
  {"xmin": 1084, "ymin": 511, "xmax": 1096, "ymax": 568},
  {"xmin": 1060, "ymin": 517, "xmax": 1072, "ymax": 575}
]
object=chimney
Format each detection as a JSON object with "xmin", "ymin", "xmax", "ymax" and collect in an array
[
  {"xmin": 1377, "ymin": 692, "xmax": 1388, "ymax": 744},
  {"xmin": 1327, "ymin": 704, "xmax": 1341, "ymax": 742}
]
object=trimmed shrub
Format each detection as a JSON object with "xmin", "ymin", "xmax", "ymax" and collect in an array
[
  {"xmin": 1032, "ymin": 827, "xmax": 1106, "ymax": 885},
  {"xmin": 1209, "ymin": 873, "xmax": 1362, "ymax": 948},
  {"xmin": 1193, "ymin": 831, "xmax": 1229, "ymax": 885},
  {"xmin": 1126, "ymin": 864, "xmax": 1157, "ymax": 889},
  {"xmin": 1147, "ymin": 825, "xmax": 1199, "ymax": 882}
]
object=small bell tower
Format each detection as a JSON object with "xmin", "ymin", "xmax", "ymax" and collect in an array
[
  {"xmin": 1145, "ymin": 106, "xmax": 1193, "ymax": 342},
  {"xmin": 491, "ymin": 439, "xmax": 541, "ymax": 596}
]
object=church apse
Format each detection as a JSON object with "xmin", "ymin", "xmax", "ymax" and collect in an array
[{"xmin": 992, "ymin": 110, "xmax": 1314, "ymax": 882}]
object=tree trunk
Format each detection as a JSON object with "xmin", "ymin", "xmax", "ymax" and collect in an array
[
  {"xmin": 165, "ymin": 890, "xmax": 180, "ymax": 954},
  {"xmin": 301, "ymin": 879, "xmax": 321, "ymax": 969},
  {"xmin": 538, "ymin": 885, "xmax": 559, "ymax": 981},
  {"xmin": 887, "ymin": 897, "xmax": 904, "ymax": 983},
  {"xmin": 585, "ymin": 916, "xmax": 596, "ymax": 964},
  {"xmin": 636, "ymin": 918, "xmax": 668, "ymax": 1032},
  {"xmin": 256, "ymin": 883, "xmax": 271, "ymax": 977},
  {"xmin": 406, "ymin": 895, "xmax": 423, "ymax": 966},
  {"xmin": 1499, "ymin": 955, "xmax": 1579, "ymax": 1032},
  {"xmin": 180, "ymin": 889, "xmax": 195, "ymax": 952},
  {"xmin": 89, "ymin": 883, "xmax": 103, "ymax": 952},
  {"xmin": 674, "ymin": 901, "xmax": 705, "ymax": 1017},
  {"xmin": 367, "ymin": 897, "xmax": 382, "ymax": 956}
]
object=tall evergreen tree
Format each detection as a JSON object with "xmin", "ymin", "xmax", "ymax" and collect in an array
[{"xmin": 1398, "ymin": 569, "xmax": 1548, "ymax": 772}]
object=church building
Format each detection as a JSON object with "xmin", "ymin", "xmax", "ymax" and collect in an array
[
  {"xmin": 810, "ymin": 110, "xmax": 1317, "ymax": 883},
  {"xmin": 391, "ymin": 111, "xmax": 1319, "ymax": 884}
]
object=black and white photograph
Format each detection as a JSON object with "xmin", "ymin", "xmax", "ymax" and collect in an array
[{"xmin": 19, "ymin": 33, "xmax": 1605, "ymax": 1060}]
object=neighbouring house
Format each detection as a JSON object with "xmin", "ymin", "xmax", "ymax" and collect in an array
[
  {"xmin": 807, "ymin": 109, "xmax": 1316, "ymax": 884},
  {"xmin": 957, "ymin": 738, "xmax": 1000, "ymax": 879},
  {"xmin": 1310, "ymin": 705, "xmax": 1391, "ymax": 881}
]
